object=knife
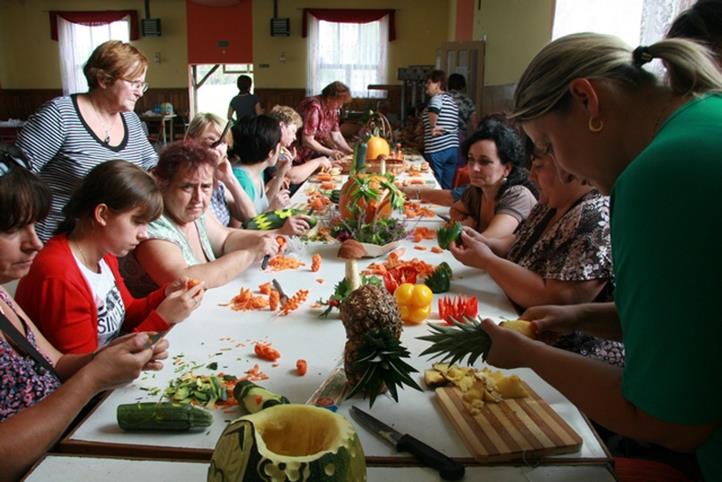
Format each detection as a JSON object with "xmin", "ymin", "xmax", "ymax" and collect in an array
[
  {"xmin": 350, "ymin": 406, "xmax": 465, "ymax": 480},
  {"xmin": 261, "ymin": 254, "xmax": 271, "ymax": 270},
  {"xmin": 437, "ymin": 213, "xmax": 451, "ymax": 223},
  {"xmin": 272, "ymin": 278, "xmax": 289, "ymax": 305},
  {"xmin": 210, "ymin": 121, "xmax": 232, "ymax": 148}
]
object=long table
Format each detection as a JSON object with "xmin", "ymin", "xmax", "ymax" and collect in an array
[{"xmin": 58, "ymin": 159, "xmax": 614, "ymax": 478}]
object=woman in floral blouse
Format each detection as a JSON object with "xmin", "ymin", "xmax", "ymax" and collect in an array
[
  {"xmin": 450, "ymin": 144, "xmax": 623, "ymax": 366},
  {"xmin": 0, "ymin": 147, "xmax": 170, "ymax": 480},
  {"xmin": 297, "ymin": 81, "xmax": 354, "ymax": 163}
]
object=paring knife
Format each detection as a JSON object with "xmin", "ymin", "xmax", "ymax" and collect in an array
[
  {"xmin": 350, "ymin": 406, "xmax": 465, "ymax": 480},
  {"xmin": 261, "ymin": 254, "xmax": 271, "ymax": 270},
  {"xmin": 210, "ymin": 121, "xmax": 232, "ymax": 148},
  {"xmin": 272, "ymin": 278, "xmax": 289, "ymax": 305},
  {"xmin": 437, "ymin": 213, "xmax": 451, "ymax": 223}
]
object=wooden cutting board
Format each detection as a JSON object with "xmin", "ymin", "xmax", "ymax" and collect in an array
[{"xmin": 436, "ymin": 383, "xmax": 582, "ymax": 463}]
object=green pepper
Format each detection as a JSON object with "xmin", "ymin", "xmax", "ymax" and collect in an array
[
  {"xmin": 424, "ymin": 262, "xmax": 452, "ymax": 293},
  {"xmin": 437, "ymin": 221, "xmax": 463, "ymax": 250}
]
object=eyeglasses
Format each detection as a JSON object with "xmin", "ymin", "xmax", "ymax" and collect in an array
[{"xmin": 122, "ymin": 78, "xmax": 149, "ymax": 93}]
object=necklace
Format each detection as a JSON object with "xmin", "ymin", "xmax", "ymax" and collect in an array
[
  {"xmin": 70, "ymin": 238, "xmax": 99, "ymax": 272},
  {"xmin": 88, "ymin": 96, "xmax": 117, "ymax": 145}
]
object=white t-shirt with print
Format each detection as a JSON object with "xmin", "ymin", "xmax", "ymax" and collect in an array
[{"xmin": 73, "ymin": 254, "xmax": 126, "ymax": 346}]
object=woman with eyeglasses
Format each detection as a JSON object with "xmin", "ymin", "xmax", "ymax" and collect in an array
[
  {"xmin": 0, "ymin": 148, "xmax": 170, "ymax": 480},
  {"xmin": 16, "ymin": 40, "xmax": 157, "ymax": 242}
]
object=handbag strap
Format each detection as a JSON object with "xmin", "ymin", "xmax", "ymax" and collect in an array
[{"xmin": 0, "ymin": 309, "xmax": 60, "ymax": 381}]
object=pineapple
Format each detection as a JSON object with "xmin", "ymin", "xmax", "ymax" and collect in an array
[
  {"xmin": 340, "ymin": 284, "xmax": 421, "ymax": 406},
  {"xmin": 418, "ymin": 316, "xmax": 536, "ymax": 366}
]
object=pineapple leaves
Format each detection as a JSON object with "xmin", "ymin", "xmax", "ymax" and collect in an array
[
  {"xmin": 417, "ymin": 316, "xmax": 492, "ymax": 366},
  {"xmin": 347, "ymin": 329, "xmax": 422, "ymax": 408}
]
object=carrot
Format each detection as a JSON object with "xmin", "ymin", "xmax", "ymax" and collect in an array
[
  {"xmin": 311, "ymin": 253, "xmax": 321, "ymax": 272},
  {"xmin": 268, "ymin": 255, "xmax": 305, "ymax": 271},
  {"xmin": 186, "ymin": 278, "xmax": 201, "ymax": 289},
  {"xmin": 296, "ymin": 359, "xmax": 308, "ymax": 376},
  {"xmin": 259, "ymin": 282, "xmax": 273, "ymax": 295},
  {"xmin": 254, "ymin": 343, "xmax": 281, "ymax": 362},
  {"xmin": 269, "ymin": 290, "xmax": 280, "ymax": 311},
  {"xmin": 280, "ymin": 289, "xmax": 310, "ymax": 316},
  {"xmin": 431, "ymin": 246, "xmax": 444, "ymax": 254}
]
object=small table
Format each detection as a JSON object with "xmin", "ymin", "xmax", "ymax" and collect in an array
[{"xmin": 140, "ymin": 114, "xmax": 176, "ymax": 145}]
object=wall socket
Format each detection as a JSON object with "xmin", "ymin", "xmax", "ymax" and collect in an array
[{"xmin": 258, "ymin": 63, "xmax": 270, "ymax": 68}]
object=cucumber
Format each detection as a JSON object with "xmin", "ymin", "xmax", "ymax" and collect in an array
[
  {"xmin": 233, "ymin": 381, "xmax": 289, "ymax": 414},
  {"xmin": 117, "ymin": 402, "xmax": 213, "ymax": 431}
]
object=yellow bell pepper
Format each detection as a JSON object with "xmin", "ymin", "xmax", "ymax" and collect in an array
[{"xmin": 394, "ymin": 283, "xmax": 434, "ymax": 325}]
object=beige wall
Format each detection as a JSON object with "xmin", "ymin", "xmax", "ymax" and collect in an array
[
  {"xmin": 475, "ymin": 0, "xmax": 554, "ymax": 85},
  {"xmin": 0, "ymin": 0, "xmax": 187, "ymax": 89},
  {"xmin": 251, "ymin": 0, "xmax": 451, "ymax": 90},
  {"xmin": 0, "ymin": 0, "xmax": 553, "ymax": 90}
]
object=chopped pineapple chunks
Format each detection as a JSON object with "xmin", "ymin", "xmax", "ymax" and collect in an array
[{"xmin": 425, "ymin": 363, "xmax": 528, "ymax": 413}]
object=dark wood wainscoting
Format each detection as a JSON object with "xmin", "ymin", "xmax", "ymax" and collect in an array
[{"xmin": 0, "ymin": 88, "xmax": 191, "ymax": 141}]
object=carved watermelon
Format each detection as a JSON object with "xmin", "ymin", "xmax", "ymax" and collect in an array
[{"xmin": 208, "ymin": 404, "xmax": 366, "ymax": 482}]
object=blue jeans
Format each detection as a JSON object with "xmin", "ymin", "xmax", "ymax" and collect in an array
[{"xmin": 425, "ymin": 146, "xmax": 458, "ymax": 189}]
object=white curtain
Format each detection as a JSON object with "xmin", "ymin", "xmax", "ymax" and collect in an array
[
  {"xmin": 57, "ymin": 16, "xmax": 130, "ymax": 95},
  {"xmin": 306, "ymin": 14, "xmax": 388, "ymax": 98}
]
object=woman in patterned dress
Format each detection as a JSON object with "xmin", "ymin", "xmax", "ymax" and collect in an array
[
  {"xmin": 297, "ymin": 81, "xmax": 354, "ymax": 162},
  {"xmin": 0, "ymin": 147, "xmax": 169, "ymax": 480},
  {"xmin": 450, "ymin": 144, "xmax": 622, "ymax": 366}
]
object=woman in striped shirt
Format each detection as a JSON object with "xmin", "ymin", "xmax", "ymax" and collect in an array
[
  {"xmin": 422, "ymin": 70, "xmax": 460, "ymax": 189},
  {"xmin": 16, "ymin": 40, "xmax": 157, "ymax": 242}
]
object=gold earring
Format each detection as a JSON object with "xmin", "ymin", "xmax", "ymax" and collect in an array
[{"xmin": 588, "ymin": 117, "xmax": 604, "ymax": 133}]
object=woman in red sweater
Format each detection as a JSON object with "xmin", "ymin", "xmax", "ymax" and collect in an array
[{"xmin": 16, "ymin": 160, "xmax": 204, "ymax": 354}]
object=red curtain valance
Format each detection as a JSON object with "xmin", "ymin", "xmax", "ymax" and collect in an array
[
  {"xmin": 49, "ymin": 11, "xmax": 139, "ymax": 41},
  {"xmin": 302, "ymin": 9, "xmax": 396, "ymax": 41}
]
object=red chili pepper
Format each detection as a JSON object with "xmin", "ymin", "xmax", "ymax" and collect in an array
[{"xmin": 296, "ymin": 359, "xmax": 308, "ymax": 376}]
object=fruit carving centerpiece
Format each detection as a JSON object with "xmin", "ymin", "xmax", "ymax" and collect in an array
[{"xmin": 334, "ymin": 172, "xmax": 406, "ymax": 247}]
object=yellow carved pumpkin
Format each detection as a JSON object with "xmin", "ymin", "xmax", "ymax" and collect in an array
[{"xmin": 365, "ymin": 136, "xmax": 390, "ymax": 161}]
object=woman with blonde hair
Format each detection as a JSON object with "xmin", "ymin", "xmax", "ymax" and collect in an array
[
  {"xmin": 185, "ymin": 112, "xmax": 254, "ymax": 226},
  {"xmin": 17, "ymin": 40, "xmax": 157, "ymax": 241},
  {"xmin": 268, "ymin": 105, "xmax": 332, "ymax": 186},
  {"xmin": 476, "ymin": 33, "xmax": 722, "ymax": 480}
]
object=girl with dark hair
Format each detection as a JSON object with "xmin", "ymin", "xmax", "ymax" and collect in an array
[
  {"xmin": 449, "ymin": 120, "xmax": 537, "ymax": 238},
  {"xmin": 0, "ymin": 149, "xmax": 170, "ymax": 480},
  {"xmin": 127, "ymin": 141, "xmax": 278, "ymax": 295},
  {"xmin": 231, "ymin": 116, "xmax": 311, "ymax": 236},
  {"xmin": 15, "ymin": 160, "xmax": 203, "ymax": 355}
]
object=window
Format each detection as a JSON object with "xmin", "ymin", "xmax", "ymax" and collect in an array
[
  {"xmin": 553, "ymin": 0, "xmax": 695, "ymax": 48},
  {"xmin": 307, "ymin": 16, "xmax": 388, "ymax": 98},
  {"xmin": 552, "ymin": 0, "xmax": 645, "ymax": 47},
  {"xmin": 57, "ymin": 16, "xmax": 130, "ymax": 95}
]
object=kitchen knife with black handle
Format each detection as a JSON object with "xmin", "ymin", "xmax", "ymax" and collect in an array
[{"xmin": 350, "ymin": 406, "xmax": 465, "ymax": 480}]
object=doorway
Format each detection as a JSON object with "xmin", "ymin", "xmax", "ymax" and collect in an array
[{"xmin": 189, "ymin": 64, "xmax": 254, "ymax": 119}]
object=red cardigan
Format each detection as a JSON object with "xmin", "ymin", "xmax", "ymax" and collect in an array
[{"xmin": 15, "ymin": 235, "xmax": 169, "ymax": 354}]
